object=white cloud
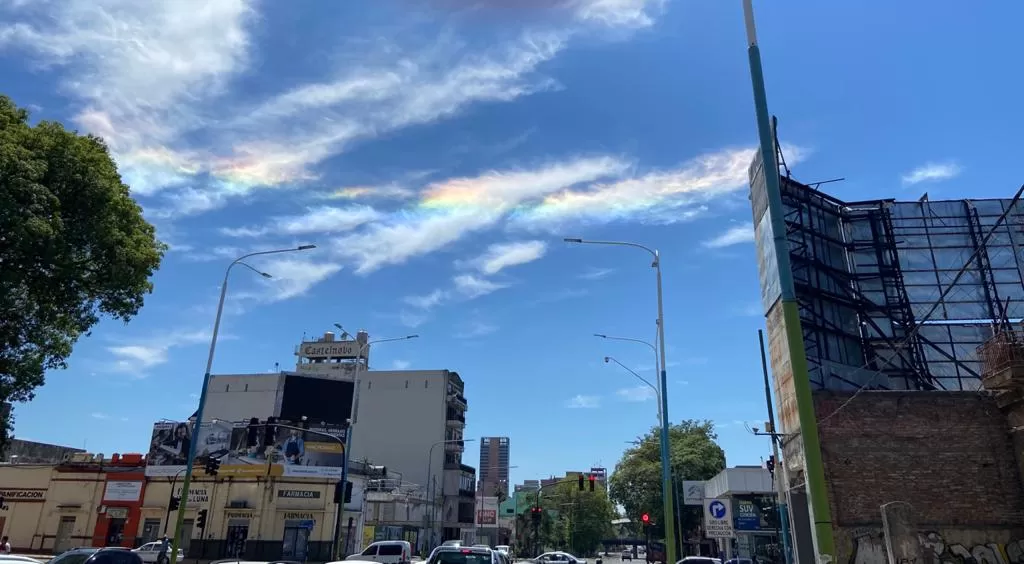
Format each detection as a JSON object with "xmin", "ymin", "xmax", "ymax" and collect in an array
[
  {"xmin": 397, "ymin": 310, "xmax": 429, "ymax": 329},
  {"xmin": 249, "ymin": 256, "xmax": 343, "ymax": 302},
  {"xmin": 452, "ymin": 275, "xmax": 508, "ymax": 299},
  {"xmin": 579, "ymin": 267, "xmax": 614, "ymax": 280},
  {"xmin": 573, "ymin": 0, "xmax": 666, "ymax": 28},
  {"xmin": 463, "ymin": 240, "xmax": 548, "ymax": 275},
  {"xmin": 332, "ymin": 157, "xmax": 626, "ymax": 273},
  {"xmin": 566, "ymin": 394, "xmax": 601, "ymax": 409},
  {"xmin": 328, "ymin": 185, "xmax": 416, "ymax": 201},
  {"xmin": 702, "ymin": 222, "xmax": 754, "ymax": 249},
  {"xmin": 404, "ymin": 290, "xmax": 449, "ymax": 310},
  {"xmin": 454, "ymin": 320, "xmax": 498, "ymax": 339},
  {"xmin": 91, "ymin": 412, "xmax": 129, "ymax": 422},
  {"xmin": 106, "ymin": 329, "xmax": 216, "ymax": 375},
  {"xmin": 616, "ymin": 385, "xmax": 656, "ymax": 402},
  {"xmin": 220, "ymin": 206, "xmax": 382, "ymax": 238},
  {"xmin": 391, "ymin": 359, "xmax": 412, "ymax": 370},
  {"xmin": 901, "ymin": 162, "xmax": 961, "ymax": 185}
]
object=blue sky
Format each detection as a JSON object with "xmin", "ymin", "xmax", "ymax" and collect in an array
[{"xmin": 2, "ymin": 0, "xmax": 1022, "ymax": 486}]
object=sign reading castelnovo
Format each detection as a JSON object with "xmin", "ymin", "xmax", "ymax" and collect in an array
[
  {"xmin": 300, "ymin": 340, "xmax": 361, "ymax": 359},
  {"xmin": 0, "ymin": 489, "xmax": 45, "ymax": 502}
]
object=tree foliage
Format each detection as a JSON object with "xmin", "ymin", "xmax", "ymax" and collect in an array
[
  {"xmin": 514, "ymin": 481, "xmax": 616, "ymax": 557},
  {"xmin": 609, "ymin": 420, "xmax": 727, "ymax": 538},
  {"xmin": 0, "ymin": 95, "xmax": 165, "ymax": 446}
]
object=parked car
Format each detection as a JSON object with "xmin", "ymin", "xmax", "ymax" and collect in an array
[
  {"xmin": 536, "ymin": 552, "xmax": 586, "ymax": 564},
  {"xmin": 345, "ymin": 541, "xmax": 413, "ymax": 564},
  {"xmin": 132, "ymin": 541, "xmax": 184, "ymax": 564},
  {"xmin": 0, "ymin": 557, "xmax": 45, "ymax": 564},
  {"xmin": 675, "ymin": 557, "xmax": 722, "ymax": 564},
  {"xmin": 49, "ymin": 548, "xmax": 143, "ymax": 564},
  {"xmin": 621, "ymin": 551, "xmax": 632, "ymax": 561}
]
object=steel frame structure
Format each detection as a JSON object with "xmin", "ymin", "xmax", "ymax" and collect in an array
[{"xmin": 778, "ymin": 176, "xmax": 1024, "ymax": 392}]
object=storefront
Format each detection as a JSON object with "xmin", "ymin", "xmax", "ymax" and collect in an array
[{"xmin": 92, "ymin": 465, "xmax": 147, "ymax": 548}]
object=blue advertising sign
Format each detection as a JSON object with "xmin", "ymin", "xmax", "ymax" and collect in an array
[{"xmin": 734, "ymin": 499, "xmax": 760, "ymax": 531}]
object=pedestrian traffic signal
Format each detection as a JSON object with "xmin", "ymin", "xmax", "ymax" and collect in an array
[
  {"xmin": 246, "ymin": 417, "xmax": 260, "ymax": 447},
  {"xmin": 264, "ymin": 416, "xmax": 278, "ymax": 446},
  {"xmin": 196, "ymin": 509, "xmax": 208, "ymax": 530},
  {"xmin": 168, "ymin": 496, "xmax": 180, "ymax": 511},
  {"xmin": 641, "ymin": 513, "xmax": 650, "ymax": 524},
  {"xmin": 578, "ymin": 474, "xmax": 585, "ymax": 491},
  {"xmin": 766, "ymin": 455, "xmax": 776, "ymax": 477},
  {"xmin": 589, "ymin": 474, "xmax": 596, "ymax": 492},
  {"xmin": 204, "ymin": 457, "xmax": 221, "ymax": 476}
]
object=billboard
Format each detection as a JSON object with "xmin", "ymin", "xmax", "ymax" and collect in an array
[{"xmin": 145, "ymin": 419, "xmax": 347, "ymax": 478}]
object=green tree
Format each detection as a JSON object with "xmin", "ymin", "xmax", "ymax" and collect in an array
[
  {"xmin": 539, "ymin": 480, "xmax": 616, "ymax": 556},
  {"xmin": 609, "ymin": 420, "xmax": 726, "ymax": 540},
  {"xmin": 0, "ymin": 96, "xmax": 166, "ymax": 447}
]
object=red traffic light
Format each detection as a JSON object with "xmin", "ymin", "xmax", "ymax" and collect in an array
[
  {"xmin": 641, "ymin": 513, "xmax": 650, "ymax": 523},
  {"xmin": 589, "ymin": 475, "xmax": 596, "ymax": 481}
]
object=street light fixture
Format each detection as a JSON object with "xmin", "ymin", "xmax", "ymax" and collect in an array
[
  {"xmin": 564, "ymin": 237, "xmax": 676, "ymax": 564},
  {"xmin": 169, "ymin": 244, "xmax": 316, "ymax": 564}
]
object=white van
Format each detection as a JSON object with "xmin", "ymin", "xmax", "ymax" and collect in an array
[{"xmin": 345, "ymin": 541, "xmax": 413, "ymax": 564}]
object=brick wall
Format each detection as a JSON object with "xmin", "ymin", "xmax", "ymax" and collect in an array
[{"xmin": 813, "ymin": 390, "xmax": 1024, "ymax": 564}]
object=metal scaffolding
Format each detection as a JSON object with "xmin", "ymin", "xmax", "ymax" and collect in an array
[{"xmin": 779, "ymin": 177, "xmax": 1024, "ymax": 392}]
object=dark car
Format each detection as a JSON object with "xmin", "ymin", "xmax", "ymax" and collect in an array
[{"xmin": 50, "ymin": 548, "xmax": 143, "ymax": 564}]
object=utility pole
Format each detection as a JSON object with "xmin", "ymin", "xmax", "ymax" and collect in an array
[
  {"xmin": 742, "ymin": 1, "xmax": 835, "ymax": 561},
  {"xmin": 759, "ymin": 330, "xmax": 792, "ymax": 564}
]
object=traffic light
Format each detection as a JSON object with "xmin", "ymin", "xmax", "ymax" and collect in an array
[
  {"xmin": 531, "ymin": 506, "xmax": 542, "ymax": 523},
  {"xmin": 204, "ymin": 457, "xmax": 221, "ymax": 476},
  {"xmin": 589, "ymin": 474, "xmax": 596, "ymax": 492},
  {"xmin": 264, "ymin": 416, "xmax": 278, "ymax": 446},
  {"xmin": 196, "ymin": 509, "xmax": 208, "ymax": 530},
  {"xmin": 641, "ymin": 513, "xmax": 650, "ymax": 524},
  {"xmin": 333, "ymin": 481, "xmax": 354, "ymax": 504},
  {"xmin": 168, "ymin": 496, "xmax": 180, "ymax": 511},
  {"xmin": 578, "ymin": 474, "xmax": 585, "ymax": 491},
  {"xmin": 246, "ymin": 417, "xmax": 260, "ymax": 447},
  {"xmin": 766, "ymin": 455, "xmax": 776, "ymax": 477}
]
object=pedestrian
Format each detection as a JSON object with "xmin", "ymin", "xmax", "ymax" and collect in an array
[
  {"xmin": 1, "ymin": 536, "xmax": 11, "ymax": 554},
  {"xmin": 157, "ymin": 536, "xmax": 170, "ymax": 564}
]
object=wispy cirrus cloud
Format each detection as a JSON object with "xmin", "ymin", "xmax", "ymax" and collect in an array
[
  {"xmin": 616, "ymin": 385, "xmax": 656, "ymax": 402},
  {"xmin": 566, "ymin": 394, "xmax": 601, "ymax": 408},
  {"xmin": 106, "ymin": 329, "xmax": 222, "ymax": 376},
  {"xmin": 460, "ymin": 240, "xmax": 548, "ymax": 275},
  {"xmin": 702, "ymin": 222, "xmax": 754, "ymax": 249},
  {"xmin": 901, "ymin": 162, "xmax": 961, "ymax": 185},
  {"xmin": 220, "ymin": 206, "xmax": 382, "ymax": 238},
  {"xmin": 579, "ymin": 267, "xmax": 614, "ymax": 280},
  {"xmin": 327, "ymin": 185, "xmax": 417, "ymax": 202}
]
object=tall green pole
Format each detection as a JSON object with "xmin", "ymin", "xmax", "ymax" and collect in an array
[{"xmin": 741, "ymin": 1, "xmax": 835, "ymax": 562}]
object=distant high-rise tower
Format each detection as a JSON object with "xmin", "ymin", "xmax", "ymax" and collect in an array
[{"xmin": 478, "ymin": 436, "xmax": 510, "ymax": 496}]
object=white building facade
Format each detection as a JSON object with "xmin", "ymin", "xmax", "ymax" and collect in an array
[{"xmin": 199, "ymin": 330, "xmax": 475, "ymax": 551}]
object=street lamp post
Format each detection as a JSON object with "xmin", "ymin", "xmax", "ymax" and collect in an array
[
  {"xmin": 169, "ymin": 244, "xmax": 316, "ymax": 564},
  {"xmin": 564, "ymin": 238, "xmax": 676, "ymax": 564},
  {"xmin": 424, "ymin": 438, "xmax": 476, "ymax": 551},
  {"xmin": 336, "ymin": 334, "xmax": 419, "ymax": 558}
]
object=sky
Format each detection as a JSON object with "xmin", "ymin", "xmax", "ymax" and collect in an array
[{"xmin": 1, "ymin": 0, "xmax": 1022, "ymax": 487}]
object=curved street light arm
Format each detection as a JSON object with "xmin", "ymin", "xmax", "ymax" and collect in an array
[
  {"xmin": 563, "ymin": 238, "xmax": 658, "ymax": 264},
  {"xmin": 604, "ymin": 356, "xmax": 660, "ymax": 400}
]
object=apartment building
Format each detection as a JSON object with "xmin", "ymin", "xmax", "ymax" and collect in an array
[{"xmin": 477, "ymin": 437, "xmax": 510, "ymax": 497}]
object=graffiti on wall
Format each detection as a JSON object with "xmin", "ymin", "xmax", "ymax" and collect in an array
[{"xmin": 850, "ymin": 529, "xmax": 1024, "ymax": 564}]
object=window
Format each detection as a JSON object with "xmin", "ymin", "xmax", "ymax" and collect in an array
[
  {"xmin": 432, "ymin": 553, "xmax": 492, "ymax": 564},
  {"xmin": 379, "ymin": 545, "xmax": 404, "ymax": 556},
  {"xmin": 51, "ymin": 553, "xmax": 95, "ymax": 564},
  {"xmin": 361, "ymin": 546, "xmax": 379, "ymax": 556}
]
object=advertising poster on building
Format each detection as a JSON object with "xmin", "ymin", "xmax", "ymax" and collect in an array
[
  {"xmin": 211, "ymin": 418, "xmax": 347, "ymax": 478},
  {"xmin": 145, "ymin": 421, "xmax": 194, "ymax": 477},
  {"xmin": 147, "ymin": 418, "xmax": 347, "ymax": 478}
]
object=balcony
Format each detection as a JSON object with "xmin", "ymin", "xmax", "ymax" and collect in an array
[
  {"xmin": 447, "ymin": 393, "xmax": 468, "ymax": 410},
  {"xmin": 445, "ymin": 409, "xmax": 466, "ymax": 427},
  {"xmin": 444, "ymin": 440, "xmax": 465, "ymax": 452}
]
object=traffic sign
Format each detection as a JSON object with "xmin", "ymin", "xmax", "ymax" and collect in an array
[{"xmin": 703, "ymin": 498, "xmax": 735, "ymax": 538}]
